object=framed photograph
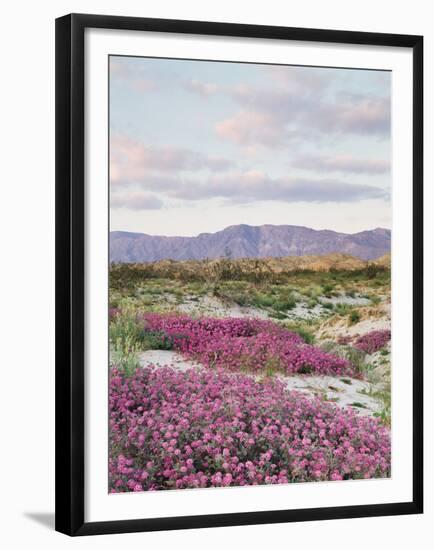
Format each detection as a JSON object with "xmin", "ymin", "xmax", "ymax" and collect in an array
[{"xmin": 55, "ymin": 13, "xmax": 423, "ymax": 536}]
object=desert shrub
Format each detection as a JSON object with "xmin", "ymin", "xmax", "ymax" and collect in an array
[
  {"xmin": 252, "ymin": 293, "xmax": 275, "ymax": 308},
  {"xmin": 109, "ymin": 311, "xmax": 147, "ymax": 348},
  {"xmin": 335, "ymin": 303, "xmax": 352, "ymax": 316},
  {"xmin": 110, "ymin": 342, "xmax": 141, "ymax": 377},
  {"xmin": 228, "ymin": 292, "xmax": 250, "ymax": 306},
  {"xmin": 109, "ymin": 366, "xmax": 391, "ymax": 492},
  {"xmin": 373, "ymin": 391, "xmax": 392, "ymax": 426},
  {"xmin": 142, "ymin": 330, "xmax": 174, "ymax": 351},
  {"xmin": 370, "ymin": 295, "xmax": 381, "ymax": 306},
  {"xmin": 109, "ymin": 311, "xmax": 177, "ymax": 373},
  {"xmin": 136, "ymin": 294, "xmax": 155, "ymax": 307},
  {"xmin": 270, "ymin": 311, "xmax": 287, "ymax": 320},
  {"xmin": 349, "ymin": 310, "xmax": 361, "ymax": 325},
  {"xmin": 365, "ymin": 264, "xmax": 380, "ymax": 279},
  {"xmin": 273, "ymin": 294, "xmax": 297, "ymax": 311},
  {"xmin": 109, "ymin": 312, "xmax": 145, "ymax": 374},
  {"xmin": 322, "ymin": 283, "xmax": 335, "ymax": 297},
  {"xmin": 145, "ymin": 285, "xmax": 164, "ymax": 295},
  {"xmin": 109, "ymin": 261, "xmax": 390, "ymax": 288},
  {"xmin": 284, "ymin": 324, "xmax": 316, "ymax": 345}
]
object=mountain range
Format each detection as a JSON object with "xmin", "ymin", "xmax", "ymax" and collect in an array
[{"xmin": 110, "ymin": 224, "xmax": 391, "ymax": 263}]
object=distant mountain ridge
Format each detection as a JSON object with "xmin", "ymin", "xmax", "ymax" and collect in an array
[{"xmin": 110, "ymin": 224, "xmax": 391, "ymax": 263}]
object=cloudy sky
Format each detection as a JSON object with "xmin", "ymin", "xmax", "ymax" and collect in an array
[{"xmin": 109, "ymin": 56, "xmax": 391, "ymax": 236}]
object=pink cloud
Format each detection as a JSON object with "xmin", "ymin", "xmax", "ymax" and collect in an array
[
  {"xmin": 110, "ymin": 135, "xmax": 234, "ymax": 186},
  {"xmin": 215, "ymin": 111, "xmax": 285, "ymax": 147},
  {"xmin": 210, "ymin": 75, "xmax": 390, "ymax": 147}
]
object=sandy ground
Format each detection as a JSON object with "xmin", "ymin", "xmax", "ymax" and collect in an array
[
  {"xmin": 321, "ymin": 294, "xmax": 371, "ymax": 307},
  {"xmin": 165, "ymin": 292, "xmax": 375, "ymax": 322},
  {"xmin": 278, "ymin": 374, "xmax": 380, "ymax": 416},
  {"xmin": 316, "ymin": 302, "xmax": 391, "ymax": 341},
  {"xmin": 138, "ymin": 350, "xmax": 203, "ymax": 371},
  {"xmin": 138, "ymin": 349, "xmax": 381, "ymax": 417},
  {"xmin": 137, "ymin": 293, "xmax": 390, "ymax": 418},
  {"xmin": 176, "ymin": 295, "xmax": 270, "ymax": 319}
]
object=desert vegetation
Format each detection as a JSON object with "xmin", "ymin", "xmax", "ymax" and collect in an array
[{"xmin": 109, "ymin": 254, "xmax": 391, "ymax": 492}]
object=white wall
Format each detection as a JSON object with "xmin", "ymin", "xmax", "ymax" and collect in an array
[{"xmin": 0, "ymin": 1, "xmax": 431, "ymax": 548}]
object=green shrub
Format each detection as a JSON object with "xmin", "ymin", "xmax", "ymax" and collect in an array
[
  {"xmin": 335, "ymin": 303, "xmax": 352, "ymax": 316},
  {"xmin": 223, "ymin": 291, "xmax": 250, "ymax": 307},
  {"xmin": 349, "ymin": 310, "xmax": 361, "ymax": 324},
  {"xmin": 109, "ymin": 313, "xmax": 147, "ymax": 349},
  {"xmin": 307, "ymin": 298, "xmax": 318, "ymax": 308},
  {"xmin": 270, "ymin": 311, "xmax": 287, "ymax": 320},
  {"xmin": 273, "ymin": 294, "xmax": 297, "ymax": 311},
  {"xmin": 322, "ymin": 283, "xmax": 335, "ymax": 296},
  {"xmin": 285, "ymin": 325, "xmax": 315, "ymax": 345},
  {"xmin": 110, "ymin": 339, "xmax": 141, "ymax": 376},
  {"xmin": 365, "ymin": 264, "xmax": 380, "ymax": 279},
  {"xmin": 142, "ymin": 330, "xmax": 174, "ymax": 351},
  {"xmin": 252, "ymin": 293, "xmax": 275, "ymax": 308}
]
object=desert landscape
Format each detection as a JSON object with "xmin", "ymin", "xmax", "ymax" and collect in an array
[
  {"xmin": 109, "ymin": 237, "xmax": 391, "ymax": 492},
  {"xmin": 108, "ymin": 57, "xmax": 392, "ymax": 493}
]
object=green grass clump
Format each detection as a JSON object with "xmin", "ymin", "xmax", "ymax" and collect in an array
[
  {"xmin": 109, "ymin": 312, "xmax": 146, "ymax": 348},
  {"xmin": 270, "ymin": 311, "xmax": 287, "ymax": 320},
  {"xmin": 360, "ymin": 385, "xmax": 391, "ymax": 427},
  {"xmin": 349, "ymin": 310, "xmax": 361, "ymax": 325},
  {"xmin": 136, "ymin": 293, "xmax": 155, "ymax": 306},
  {"xmin": 273, "ymin": 294, "xmax": 297, "ymax": 312},
  {"xmin": 370, "ymin": 295, "xmax": 381, "ymax": 305},
  {"xmin": 252, "ymin": 293, "xmax": 275, "ymax": 308},
  {"xmin": 217, "ymin": 289, "xmax": 250, "ymax": 307},
  {"xmin": 111, "ymin": 342, "xmax": 141, "ymax": 377},
  {"xmin": 109, "ymin": 311, "xmax": 175, "ymax": 374},
  {"xmin": 285, "ymin": 325, "xmax": 315, "ymax": 345},
  {"xmin": 322, "ymin": 283, "xmax": 335, "ymax": 297},
  {"xmin": 334, "ymin": 303, "xmax": 352, "ymax": 316}
]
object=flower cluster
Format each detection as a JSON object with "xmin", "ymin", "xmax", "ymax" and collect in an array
[
  {"xmin": 354, "ymin": 330, "xmax": 391, "ymax": 354},
  {"xmin": 141, "ymin": 314, "xmax": 353, "ymax": 376},
  {"xmin": 109, "ymin": 366, "xmax": 391, "ymax": 492}
]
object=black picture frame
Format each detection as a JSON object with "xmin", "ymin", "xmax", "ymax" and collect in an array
[{"xmin": 55, "ymin": 13, "xmax": 423, "ymax": 536}]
